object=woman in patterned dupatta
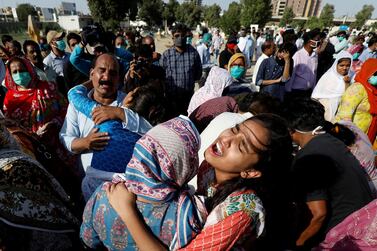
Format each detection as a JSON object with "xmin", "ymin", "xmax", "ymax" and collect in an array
[
  {"xmin": 0, "ymin": 117, "xmax": 80, "ymax": 250},
  {"xmin": 81, "ymin": 116, "xmax": 206, "ymax": 250},
  {"xmin": 106, "ymin": 114, "xmax": 293, "ymax": 250}
]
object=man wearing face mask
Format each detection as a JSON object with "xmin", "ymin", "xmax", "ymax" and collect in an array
[
  {"xmin": 334, "ymin": 30, "xmax": 349, "ymax": 55},
  {"xmin": 43, "ymin": 30, "xmax": 70, "ymax": 95},
  {"xmin": 160, "ymin": 23, "xmax": 202, "ymax": 116},
  {"xmin": 358, "ymin": 36, "xmax": 377, "ymax": 63},
  {"xmin": 285, "ymin": 30, "xmax": 320, "ymax": 99}
]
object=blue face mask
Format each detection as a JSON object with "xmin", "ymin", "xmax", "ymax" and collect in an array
[
  {"xmin": 55, "ymin": 40, "xmax": 66, "ymax": 51},
  {"xmin": 12, "ymin": 72, "xmax": 32, "ymax": 88},
  {"xmin": 186, "ymin": 37, "xmax": 192, "ymax": 45},
  {"xmin": 338, "ymin": 36, "xmax": 345, "ymax": 42},
  {"xmin": 230, "ymin": 66, "xmax": 246, "ymax": 79},
  {"xmin": 368, "ymin": 75, "xmax": 377, "ymax": 86}
]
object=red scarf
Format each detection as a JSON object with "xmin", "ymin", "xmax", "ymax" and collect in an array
[
  {"xmin": 355, "ymin": 58, "xmax": 377, "ymax": 142},
  {"xmin": 3, "ymin": 57, "xmax": 67, "ymax": 133}
]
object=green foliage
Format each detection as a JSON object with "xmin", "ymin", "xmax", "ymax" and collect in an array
[
  {"xmin": 87, "ymin": 0, "xmax": 138, "ymax": 29},
  {"xmin": 175, "ymin": 1, "xmax": 202, "ymax": 28},
  {"xmin": 203, "ymin": 4, "xmax": 222, "ymax": 28},
  {"xmin": 279, "ymin": 7, "xmax": 295, "ymax": 27},
  {"xmin": 305, "ymin": 16, "xmax": 322, "ymax": 30},
  {"xmin": 370, "ymin": 21, "xmax": 377, "ymax": 31},
  {"xmin": 319, "ymin": 4, "xmax": 334, "ymax": 28},
  {"xmin": 16, "ymin": 4, "xmax": 38, "ymax": 22},
  {"xmin": 291, "ymin": 20, "xmax": 306, "ymax": 30},
  {"xmin": 138, "ymin": 0, "xmax": 164, "ymax": 27},
  {"xmin": 240, "ymin": 0, "xmax": 272, "ymax": 27},
  {"xmin": 162, "ymin": 0, "xmax": 179, "ymax": 26},
  {"xmin": 220, "ymin": 2, "xmax": 242, "ymax": 35},
  {"xmin": 353, "ymin": 5, "xmax": 375, "ymax": 29}
]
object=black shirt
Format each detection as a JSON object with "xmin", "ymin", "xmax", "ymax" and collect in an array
[{"xmin": 292, "ymin": 134, "xmax": 373, "ymax": 234}]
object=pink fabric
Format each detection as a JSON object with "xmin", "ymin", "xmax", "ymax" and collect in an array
[
  {"xmin": 187, "ymin": 66, "xmax": 233, "ymax": 115},
  {"xmin": 315, "ymin": 199, "xmax": 377, "ymax": 250}
]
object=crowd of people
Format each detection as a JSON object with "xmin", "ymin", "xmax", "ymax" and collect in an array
[{"xmin": 0, "ymin": 22, "xmax": 377, "ymax": 251}]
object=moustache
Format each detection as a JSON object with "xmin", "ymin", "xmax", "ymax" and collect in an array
[{"xmin": 99, "ymin": 80, "xmax": 113, "ymax": 86}]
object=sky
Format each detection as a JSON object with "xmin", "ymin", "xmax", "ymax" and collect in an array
[{"xmin": 2, "ymin": 0, "xmax": 377, "ymax": 18}]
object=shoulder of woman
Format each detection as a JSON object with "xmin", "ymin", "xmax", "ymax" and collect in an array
[{"xmin": 222, "ymin": 190, "xmax": 263, "ymax": 218}]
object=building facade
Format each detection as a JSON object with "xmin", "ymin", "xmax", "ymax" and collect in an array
[{"xmin": 272, "ymin": 0, "xmax": 321, "ymax": 17}]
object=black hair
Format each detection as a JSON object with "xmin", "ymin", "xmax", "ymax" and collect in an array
[
  {"xmin": 127, "ymin": 85, "xmax": 168, "ymax": 126},
  {"xmin": 236, "ymin": 92, "xmax": 282, "ymax": 115},
  {"xmin": 171, "ymin": 23, "xmax": 188, "ymax": 35},
  {"xmin": 66, "ymin": 32, "xmax": 81, "ymax": 43},
  {"xmin": 205, "ymin": 113, "xmax": 293, "ymax": 212},
  {"xmin": 23, "ymin": 40, "xmax": 40, "ymax": 54},
  {"xmin": 319, "ymin": 31, "xmax": 327, "ymax": 39},
  {"xmin": 278, "ymin": 42, "xmax": 296, "ymax": 57},
  {"xmin": 337, "ymin": 57, "xmax": 351, "ymax": 65},
  {"xmin": 337, "ymin": 30, "xmax": 347, "ymax": 36},
  {"xmin": 90, "ymin": 53, "xmax": 119, "ymax": 70},
  {"xmin": 1, "ymin": 35, "xmax": 13, "ymax": 46},
  {"xmin": 134, "ymin": 44, "xmax": 153, "ymax": 60},
  {"xmin": 9, "ymin": 40, "xmax": 22, "ymax": 52},
  {"xmin": 261, "ymin": 41, "xmax": 274, "ymax": 53},
  {"xmin": 324, "ymin": 121, "xmax": 356, "ymax": 146},
  {"xmin": 283, "ymin": 97, "xmax": 325, "ymax": 131},
  {"xmin": 368, "ymin": 37, "xmax": 377, "ymax": 47},
  {"xmin": 125, "ymin": 30, "xmax": 136, "ymax": 43},
  {"xmin": 303, "ymin": 30, "xmax": 320, "ymax": 44}
]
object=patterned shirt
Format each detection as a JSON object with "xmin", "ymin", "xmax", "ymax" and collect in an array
[
  {"xmin": 160, "ymin": 45, "xmax": 202, "ymax": 95},
  {"xmin": 335, "ymin": 82, "xmax": 372, "ymax": 133}
]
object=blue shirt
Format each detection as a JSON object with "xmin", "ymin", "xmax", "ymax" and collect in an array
[
  {"xmin": 59, "ymin": 88, "xmax": 152, "ymax": 172},
  {"xmin": 160, "ymin": 45, "xmax": 202, "ymax": 94},
  {"xmin": 69, "ymin": 45, "xmax": 133, "ymax": 76},
  {"xmin": 358, "ymin": 47, "xmax": 377, "ymax": 63},
  {"xmin": 256, "ymin": 57, "xmax": 291, "ymax": 100},
  {"xmin": 43, "ymin": 51, "xmax": 70, "ymax": 77}
]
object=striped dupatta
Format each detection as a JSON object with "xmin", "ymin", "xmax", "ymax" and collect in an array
[{"xmin": 125, "ymin": 116, "xmax": 206, "ymax": 249}]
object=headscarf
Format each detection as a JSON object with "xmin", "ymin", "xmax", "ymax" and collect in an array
[
  {"xmin": 187, "ymin": 66, "xmax": 233, "ymax": 115},
  {"xmin": 354, "ymin": 58, "xmax": 377, "ymax": 142},
  {"xmin": 312, "ymin": 51, "xmax": 353, "ymax": 99},
  {"xmin": 125, "ymin": 116, "xmax": 205, "ymax": 249},
  {"xmin": 228, "ymin": 53, "xmax": 246, "ymax": 72},
  {"xmin": 3, "ymin": 57, "xmax": 67, "ymax": 133}
]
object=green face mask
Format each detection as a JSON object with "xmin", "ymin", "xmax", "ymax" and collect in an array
[
  {"xmin": 368, "ymin": 75, "xmax": 377, "ymax": 86},
  {"xmin": 55, "ymin": 40, "xmax": 66, "ymax": 51},
  {"xmin": 12, "ymin": 72, "xmax": 32, "ymax": 88},
  {"xmin": 230, "ymin": 66, "xmax": 246, "ymax": 79}
]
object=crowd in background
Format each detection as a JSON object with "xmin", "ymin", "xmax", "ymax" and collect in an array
[{"xmin": 0, "ymin": 22, "xmax": 377, "ymax": 251}]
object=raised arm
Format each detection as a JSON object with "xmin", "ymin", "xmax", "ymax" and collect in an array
[{"xmin": 106, "ymin": 183, "xmax": 167, "ymax": 251}]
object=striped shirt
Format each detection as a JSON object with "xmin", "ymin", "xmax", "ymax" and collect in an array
[{"xmin": 160, "ymin": 45, "xmax": 202, "ymax": 94}]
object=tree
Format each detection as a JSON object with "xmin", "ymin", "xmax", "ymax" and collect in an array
[
  {"xmin": 305, "ymin": 16, "xmax": 322, "ymax": 30},
  {"xmin": 291, "ymin": 20, "xmax": 306, "ymax": 30},
  {"xmin": 240, "ymin": 0, "xmax": 272, "ymax": 27},
  {"xmin": 370, "ymin": 21, "xmax": 377, "ymax": 32},
  {"xmin": 353, "ymin": 5, "xmax": 375, "ymax": 29},
  {"xmin": 220, "ymin": 2, "xmax": 242, "ymax": 35},
  {"xmin": 162, "ymin": 0, "xmax": 179, "ymax": 26},
  {"xmin": 87, "ymin": 0, "xmax": 138, "ymax": 29},
  {"xmin": 175, "ymin": 1, "xmax": 202, "ymax": 28},
  {"xmin": 16, "ymin": 4, "xmax": 38, "ymax": 22},
  {"xmin": 319, "ymin": 4, "xmax": 335, "ymax": 28},
  {"xmin": 203, "ymin": 4, "xmax": 222, "ymax": 28},
  {"xmin": 138, "ymin": 0, "xmax": 164, "ymax": 27},
  {"xmin": 279, "ymin": 7, "xmax": 295, "ymax": 27}
]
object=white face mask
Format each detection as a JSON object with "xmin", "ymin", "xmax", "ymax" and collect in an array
[{"xmin": 309, "ymin": 40, "xmax": 320, "ymax": 48}]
